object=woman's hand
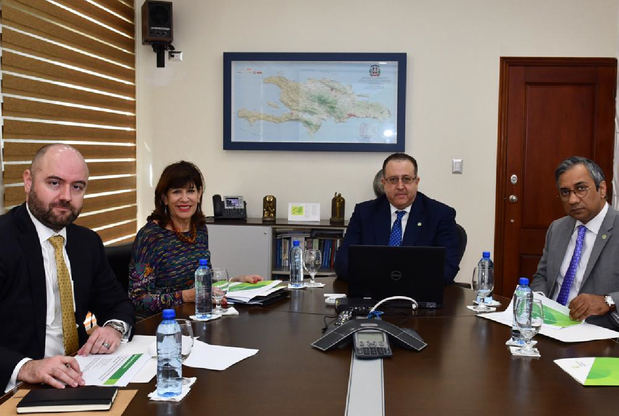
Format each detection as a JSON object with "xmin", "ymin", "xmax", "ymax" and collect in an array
[
  {"xmin": 233, "ymin": 274, "xmax": 263, "ymax": 283},
  {"xmin": 182, "ymin": 287, "xmax": 196, "ymax": 302}
]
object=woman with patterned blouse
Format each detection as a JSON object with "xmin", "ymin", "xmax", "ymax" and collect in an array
[{"xmin": 128, "ymin": 161, "xmax": 261, "ymax": 317}]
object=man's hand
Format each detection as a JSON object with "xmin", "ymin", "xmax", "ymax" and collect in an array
[
  {"xmin": 568, "ymin": 294, "xmax": 609, "ymax": 321},
  {"xmin": 17, "ymin": 356, "xmax": 84, "ymax": 389},
  {"xmin": 77, "ymin": 325, "xmax": 122, "ymax": 356}
]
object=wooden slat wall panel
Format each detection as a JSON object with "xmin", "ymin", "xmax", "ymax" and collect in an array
[
  {"xmin": 95, "ymin": 0, "xmax": 134, "ymax": 22},
  {"xmin": 2, "ymin": 74, "xmax": 135, "ymax": 112},
  {"xmin": 62, "ymin": 0, "xmax": 134, "ymax": 35},
  {"xmin": 82, "ymin": 191, "xmax": 136, "ymax": 213},
  {"xmin": 4, "ymin": 142, "xmax": 135, "ymax": 162},
  {"xmin": 75, "ymin": 205, "xmax": 136, "ymax": 229},
  {"xmin": 11, "ymin": 0, "xmax": 134, "ymax": 50},
  {"xmin": 86, "ymin": 176, "xmax": 136, "ymax": 195},
  {"xmin": 96, "ymin": 220, "xmax": 137, "ymax": 242},
  {"xmin": 2, "ymin": 49, "xmax": 134, "ymax": 97},
  {"xmin": 2, "ymin": 44, "xmax": 135, "ymax": 91},
  {"xmin": 3, "ymin": 4, "xmax": 134, "ymax": 66},
  {"xmin": 105, "ymin": 235, "xmax": 135, "ymax": 246},
  {"xmin": 2, "ymin": 0, "xmax": 137, "ymax": 242},
  {"xmin": 3, "ymin": 161, "xmax": 136, "ymax": 184},
  {"xmin": 3, "ymin": 120, "xmax": 135, "ymax": 144},
  {"xmin": 3, "ymin": 96, "xmax": 136, "ymax": 126}
]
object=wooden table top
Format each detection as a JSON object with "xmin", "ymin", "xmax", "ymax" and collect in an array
[{"xmin": 5, "ymin": 278, "xmax": 619, "ymax": 415}]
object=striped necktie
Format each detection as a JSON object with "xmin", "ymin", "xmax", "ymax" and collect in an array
[
  {"xmin": 48, "ymin": 235, "xmax": 79, "ymax": 355},
  {"xmin": 556, "ymin": 225, "xmax": 587, "ymax": 306},
  {"xmin": 388, "ymin": 211, "xmax": 406, "ymax": 247}
]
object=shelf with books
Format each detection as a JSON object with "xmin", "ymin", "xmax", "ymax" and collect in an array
[{"xmin": 273, "ymin": 223, "xmax": 345, "ymax": 277}]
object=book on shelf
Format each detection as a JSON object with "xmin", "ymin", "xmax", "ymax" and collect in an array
[{"xmin": 16, "ymin": 386, "xmax": 118, "ymax": 414}]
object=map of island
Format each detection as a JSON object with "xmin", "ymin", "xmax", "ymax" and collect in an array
[{"xmin": 237, "ymin": 76, "xmax": 391, "ymax": 135}]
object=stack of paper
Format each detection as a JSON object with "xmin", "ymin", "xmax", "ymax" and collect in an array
[
  {"xmin": 555, "ymin": 357, "xmax": 619, "ymax": 385},
  {"xmin": 222, "ymin": 280, "xmax": 285, "ymax": 304},
  {"xmin": 478, "ymin": 293, "xmax": 619, "ymax": 342}
]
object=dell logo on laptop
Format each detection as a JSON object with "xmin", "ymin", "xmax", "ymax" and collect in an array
[{"xmin": 390, "ymin": 270, "xmax": 403, "ymax": 281}]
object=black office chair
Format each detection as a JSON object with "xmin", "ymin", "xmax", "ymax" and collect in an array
[
  {"xmin": 105, "ymin": 242, "xmax": 133, "ymax": 292},
  {"xmin": 453, "ymin": 223, "xmax": 470, "ymax": 288}
]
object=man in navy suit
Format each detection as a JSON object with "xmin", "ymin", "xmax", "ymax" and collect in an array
[
  {"xmin": 335, "ymin": 153, "xmax": 460, "ymax": 284},
  {"xmin": 0, "ymin": 144, "xmax": 134, "ymax": 391}
]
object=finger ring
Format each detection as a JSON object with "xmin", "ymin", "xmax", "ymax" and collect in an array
[{"xmin": 103, "ymin": 342, "xmax": 111, "ymax": 349}]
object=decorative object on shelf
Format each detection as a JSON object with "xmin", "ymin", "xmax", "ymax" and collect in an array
[
  {"xmin": 373, "ymin": 169, "xmax": 385, "ymax": 197},
  {"xmin": 330, "ymin": 193, "xmax": 345, "ymax": 225},
  {"xmin": 288, "ymin": 203, "xmax": 320, "ymax": 222},
  {"xmin": 262, "ymin": 195, "xmax": 276, "ymax": 222}
]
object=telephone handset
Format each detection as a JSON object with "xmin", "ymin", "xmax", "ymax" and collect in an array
[
  {"xmin": 213, "ymin": 194, "xmax": 247, "ymax": 219},
  {"xmin": 311, "ymin": 318, "xmax": 427, "ymax": 353}
]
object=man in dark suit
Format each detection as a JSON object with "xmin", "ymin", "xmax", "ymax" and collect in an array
[
  {"xmin": 335, "ymin": 153, "xmax": 460, "ymax": 284},
  {"xmin": 531, "ymin": 156, "xmax": 619, "ymax": 329},
  {"xmin": 0, "ymin": 144, "xmax": 134, "ymax": 391}
]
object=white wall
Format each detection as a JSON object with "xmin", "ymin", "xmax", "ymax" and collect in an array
[{"xmin": 136, "ymin": 0, "xmax": 618, "ymax": 284}]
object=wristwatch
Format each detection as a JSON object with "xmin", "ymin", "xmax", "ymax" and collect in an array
[
  {"xmin": 104, "ymin": 321, "xmax": 127, "ymax": 337},
  {"xmin": 604, "ymin": 295, "xmax": 616, "ymax": 313}
]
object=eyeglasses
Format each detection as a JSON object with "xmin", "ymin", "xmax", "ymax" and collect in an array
[
  {"xmin": 384, "ymin": 175, "xmax": 417, "ymax": 185},
  {"xmin": 558, "ymin": 184, "xmax": 590, "ymax": 200}
]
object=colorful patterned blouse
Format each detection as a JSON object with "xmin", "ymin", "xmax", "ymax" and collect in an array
[{"xmin": 128, "ymin": 221, "xmax": 210, "ymax": 316}]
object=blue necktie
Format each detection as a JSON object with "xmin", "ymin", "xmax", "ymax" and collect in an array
[
  {"xmin": 388, "ymin": 211, "xmax": 406, "ymax": 246},
  {"xmin": 557, "ymin": 225, "xmax": 587, "ymax": 305}
]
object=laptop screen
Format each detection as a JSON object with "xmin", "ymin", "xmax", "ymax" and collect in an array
[{"xmin": 347, "ymin": 245, "xmax": 446, "ymax": 308}]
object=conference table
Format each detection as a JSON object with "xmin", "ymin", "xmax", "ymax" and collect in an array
[{"xmin": 6, "ymin": 279, "xmax": 619, "ymax": 415}]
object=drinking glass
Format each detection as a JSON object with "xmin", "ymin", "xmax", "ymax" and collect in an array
[
  {"xmin": 212, "ymin": 267, "xmax": 230, "ymax": 313},
  {"xmin": 515, "ymin": 299, "xmax": 544, "ymax": 355},
  {"xmin": 303, "ymin": 249, "xmax": 322, "ymax": 287},
  {"xmin": 470, "ymin": 266, "xmax": 494, "ymax": 312},
  {"xmin": 176, "ymin": 319, "xmax": 194, "ymax": 362}
]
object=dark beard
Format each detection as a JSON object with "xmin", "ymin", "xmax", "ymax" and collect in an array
[{"xmin": 27, "ymin": 189, "xmax": 80, "ymax": 232}]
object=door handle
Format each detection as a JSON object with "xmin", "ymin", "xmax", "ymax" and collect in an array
[{"xmin": 508, "ymin": 195, "xmax": 518, "ymax": 203}]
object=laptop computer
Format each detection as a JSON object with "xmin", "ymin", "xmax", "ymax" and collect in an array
[{"xmin": 347, "ymin": 245, "xmax": 446, "ymax": 308}]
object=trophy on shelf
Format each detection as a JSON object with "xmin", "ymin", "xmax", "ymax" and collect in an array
[
  {"xmin": 262, "ymin": 195, "xmax": 276, "ymax": 222},
  {"xmin": 330, "ymin": 192, "xmax": 345, "ymax": 225}
]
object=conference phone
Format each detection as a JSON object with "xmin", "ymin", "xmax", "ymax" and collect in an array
[{"xmin": 312, "ymin": 318, "xmax": 427, "ymax": 354}]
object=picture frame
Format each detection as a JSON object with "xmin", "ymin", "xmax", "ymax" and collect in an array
[{"xmin": 223, "ymin": 52, "xmax": 406, "ymax": 152}]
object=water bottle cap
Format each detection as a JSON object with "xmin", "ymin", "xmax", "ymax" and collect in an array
[
  {"xmin": 293, "ymin": 240, "xmax": 300, "ymax": 246},
  {"xmin": 162, "ymin": 309, "xmax": 176, "ymax": 319},
  {"xmin": 518, "ymin": 277, "xmax": 529, "ymax": 286},
  {"xmin": 482, "ymin": 251, "xmax": 491, "ymax": 258},
  {"xmin": 199, "ymin": 259, "xmax": 208, "ymax": 266}
]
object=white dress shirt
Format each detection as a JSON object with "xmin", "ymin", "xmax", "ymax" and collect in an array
[
  {"xmin": 389, "ymin": 203, "xmax": 412, "ymax": 244},
  {"xmin": 552, "ymin": 203, "xmax": 609, "ymax": 304}
]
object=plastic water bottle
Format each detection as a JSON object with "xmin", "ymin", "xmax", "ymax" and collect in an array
[
  {"xmin": 511, "ymin": 277, "xmax": 532, "ymax": 345},
  {"xmin": 474, "ymin": 251, "xmax": 494, "ymax": 304},
  {"xmin": 195, "ymin": 259, "xmax": 212, "ymax": 318},
  {"xmin": 156, "ymin": 309, "xmax": 182, "ymax": 397},
  {"xmin": 289, "ymin": 240, "xmax": 304, "ymax": 288}
]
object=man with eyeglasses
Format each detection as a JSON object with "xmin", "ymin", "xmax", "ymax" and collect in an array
[
  {"xmin": 334, "ymin": 152, "xmax": 460, "ymax": 284},
  {"xmin": 530, "ymin": 156, "xmax": 619, "ymax": 329}
]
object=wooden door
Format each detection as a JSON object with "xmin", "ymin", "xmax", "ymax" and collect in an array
[{"xmin": 494, "ymin": 57, "xmax": 616, "ymax": 296}]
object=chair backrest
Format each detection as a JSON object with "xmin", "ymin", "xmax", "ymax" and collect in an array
[
  {"xmin": 455, "ymin": 223, "xmax": 467, "ymax": 265},
  {"xmin": 453, "ymin": 223, "xmax": 470, "ymax": 288},
  {"xmin": 105, "ymin": 242, "xmax": 133, "ymax": 292}
]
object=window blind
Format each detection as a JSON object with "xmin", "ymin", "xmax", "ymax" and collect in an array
[{"xmin": 1, "ymin": 0, "xmax": 136, "ymax": 245}]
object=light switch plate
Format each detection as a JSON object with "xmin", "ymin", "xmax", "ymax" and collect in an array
[{"xmin": 452, "ymin": 159, "xmax": 463, "ymax": 174}]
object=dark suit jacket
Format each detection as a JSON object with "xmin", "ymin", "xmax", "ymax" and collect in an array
[
  {"xmin": 335, "ymin": 192, "xmax": 460, "ymax": 284},
  {"xmin": 531, "ymin": 206, "xmax": 619, "ymax": 329},
  {"xmin": 0, "ymin": 204, "xmax": 135, "ymax": 388}
]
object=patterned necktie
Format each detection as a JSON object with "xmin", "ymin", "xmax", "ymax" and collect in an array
[
  {"xmin": 388, "ymin": 211, "xmax": 406, "ymax": 247},
  {"xmin": 48, "ymin": 235, "xmax": 79, "ymax": 355},
  {"xmin": 556, "ymin": 225, "xmax": 587, "ymax": 306}
]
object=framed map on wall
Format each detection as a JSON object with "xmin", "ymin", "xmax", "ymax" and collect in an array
[{"xmin": 223, "ymin": 52, "xmax": 406, "ymax": 152}]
